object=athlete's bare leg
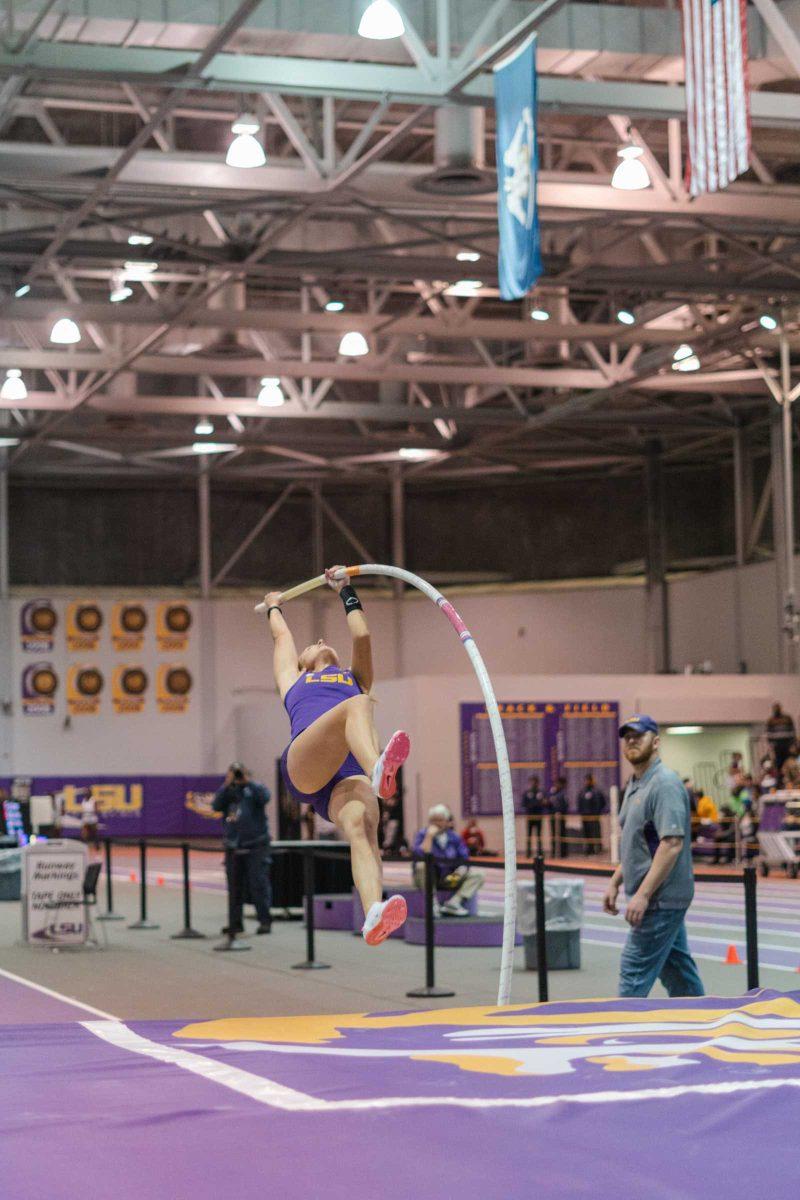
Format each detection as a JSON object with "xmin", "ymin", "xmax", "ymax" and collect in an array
[
  {"xmin": 329, "ymin": 777, "xmax": 382, "ymax": 913},
  {"xmin": 287, "ymin": 694, "xmax": 379, "ymax": 795}
]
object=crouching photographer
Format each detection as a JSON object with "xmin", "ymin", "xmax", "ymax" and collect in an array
[{"xmin": 213, "ymin": 763, "xmax": 272, "ymax": 945}]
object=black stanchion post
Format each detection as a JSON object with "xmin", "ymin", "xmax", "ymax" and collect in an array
[
  {"xmin": 743, "ymin": 864, "xmax": 759, "ymax": 990},
  {"xmin": 97, "ymin": 838, "xmax": 124, "ymax": 922},
  {"xmin": 128, "ymin": 840, "xmax": 159, "ymax": 930},
  {"xmin": 534, "ymin": 851, "xmax": 549, "ymax": 1002},
  {"xmin": 407, "ymin": 853, "xmax": 455, "ymax": 999},
  {"xmin": 293, "ymin": 847, "xmax": 330, "ymax": 969},
  {"xmin": 171, "ymin": 843, "xmax": 206, "ymax": 940}
]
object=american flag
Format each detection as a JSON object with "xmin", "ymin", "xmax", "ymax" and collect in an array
[{"xmin": 681, "ymin": 0, "xmax": 751, "ymax": 195}]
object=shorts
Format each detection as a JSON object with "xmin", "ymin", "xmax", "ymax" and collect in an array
[{"xmin": 280, "ymin": 743, "xmax": 366, "ymax": 823}]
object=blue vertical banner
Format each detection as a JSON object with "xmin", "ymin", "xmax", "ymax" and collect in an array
[{"xmin": 494, "ymin": 32, "xmax": 542, "ymax": 301}]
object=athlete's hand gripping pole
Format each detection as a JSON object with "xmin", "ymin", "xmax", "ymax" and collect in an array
[{"xmin": 253, "ymin": 567, "xmax": 354, "ymax": 611}]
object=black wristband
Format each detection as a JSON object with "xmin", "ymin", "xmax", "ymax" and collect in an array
[
  {"xmin": 340, "ymin": 584, "xmax": 363, "ymax": 613},
  {"xmin": 266, "ymin": 605, "xmax": 283, "ymax": 618}
]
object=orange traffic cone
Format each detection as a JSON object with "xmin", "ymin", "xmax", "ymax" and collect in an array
[
  {"xmin": 129, "ymin": 871, "xmax": 136, "ymax": 883},
  {"xmin": 724, "ymin": 944, "xmax": 742, "ymax": 965},
  {"xmin": 156, "ymin": 875, "xmax": 165, "ymax": 887}
]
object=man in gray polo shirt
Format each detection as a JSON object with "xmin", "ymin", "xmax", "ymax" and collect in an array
[{"xmin": 603, "ymin": 714, "xmax": 704, "ymax": 997}]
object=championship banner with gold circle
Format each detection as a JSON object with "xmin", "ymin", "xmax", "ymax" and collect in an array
[
  {"xmin": 111, "ymin": 665, "xmax": 148, "ymax": 714},
  {"xmin": 20, "ymin": 599, "xmax": 57, "ymax": 653},
  {"xmin": 111, "ymin": 602, "xmax": 148, "ymax": 652},
  {"xmin": 66, "ymin": 600, "xmax": 103, "ymax": 652},
  {"xmin": 21, "ymin": 662, "xmax": 58, "ymax": 715},
  {"xmin": 156, "ymin": 601, "xmax": 192, "ymax": 652},
  {"xmin": 66, "ymin": 665, "xmax": 104, "ymax": 716},
  {"xmin": 156, "ymin": 664, "xmax": 193, "ymax": 714}
]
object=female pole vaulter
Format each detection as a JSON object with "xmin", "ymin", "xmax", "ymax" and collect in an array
[{"xmin": 264, "ymin": 566, "xmax": 410, "ymax": 945}]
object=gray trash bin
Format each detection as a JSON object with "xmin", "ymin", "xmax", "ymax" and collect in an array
[
  {"xmin": 0, "ymin": 847, "xmax": 22, "ymax": 901},
  {"xmin": 517, "ymin": 878, "xmax": 584, "ymax": 970}
]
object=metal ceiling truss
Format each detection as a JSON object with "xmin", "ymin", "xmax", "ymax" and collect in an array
[{"xmin": 0, "ymin": 0, "xmax": 796, "ymax": 489}]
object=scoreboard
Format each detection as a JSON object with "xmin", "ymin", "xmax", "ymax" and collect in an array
[{"xmin": 460, "ymin": 700, "xmax": 620, "ymax": 815}]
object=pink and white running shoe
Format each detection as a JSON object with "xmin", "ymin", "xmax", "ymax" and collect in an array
[
  {"xmin": 362, "ymin": 894, "xmax": 408, "ymax": 946},
  {"xmin": 371, "ymin": 730, "xmax": 410, "ymax": 800}
]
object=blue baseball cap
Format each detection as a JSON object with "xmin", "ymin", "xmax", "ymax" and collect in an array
[{"xmin": 619, "ymin": 714, "xmax": 659, "ymax": 737}]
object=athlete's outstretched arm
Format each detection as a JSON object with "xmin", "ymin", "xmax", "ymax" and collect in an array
[
  {"xmin": 263, "ymin": 590, "xmax": 300, "ymax": 699},
  {"xmin": 325, "ymin": 565, "xmax": 373, "ymax": 692}
]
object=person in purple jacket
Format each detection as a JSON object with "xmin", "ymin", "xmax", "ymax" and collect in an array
[
  {"xmin": 412, "ymin": 805, "xmax": 485, "ymax": 917},
  {"xmin": 264, "ymin": 565, "xmax": 410, "ymax": 946}
]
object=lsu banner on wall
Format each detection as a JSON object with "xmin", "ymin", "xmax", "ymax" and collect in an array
[
  {"xmin": 112, "ymin": 665, "xmax": 148, "ymax": 714},
  {"xmin": 66, "ymin": 665, "xmax": 104, "ymax": 716},
  {"xmin": 19, "ymin": 599, "xmax": 57, "ymax": 653},
  {"xmin": 156, "ymin": 602, "xmax": 192, "ymax": 652},
  {"xmin": 66, "ymin": 600, "xmax": 103, "ymax": 652},
  {"xmin": 4, "ymin": 775, "xmax": 225, "ymax": 838},
  {"xmin": 111, "ymin": 602, "xmax": 148, "ymax": 652},
  {"xmin": 494, "ymin": 32, "xmax": 542, "ymax": 301},
  {"xmin": 21, "ymin": 662, "xmax": 58, "ymax": 715},
  {"xmin": 156, "ymin": 664, "xmax": 193, "ymax": 714}
]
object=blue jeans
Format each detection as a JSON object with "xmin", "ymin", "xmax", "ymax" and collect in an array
[{"xmin": 619, "ymin": 906, "xmax": 705, "ymax": 998}]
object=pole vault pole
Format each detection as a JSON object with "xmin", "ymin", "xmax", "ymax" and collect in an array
[{"xmin": 256, "ymin": 564, "xmax": 518, "ymax": 1006}]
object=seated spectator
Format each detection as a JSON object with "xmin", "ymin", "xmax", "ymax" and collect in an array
[
  {"xmin": 739, "ymin": 798, "xmax": 759, "ymax": 861},
  {"xmin": 758, "ymin": 758, "xmax": 777, "ymax": 795},
  {"xmin": 711, "ymin": 803, "xmax": 736, "ymax": 865},
  {"xmin": 725, "ymin": 753, "xmax": 744, "ymax": 793},
  {"xmin": 781, "ymin": 756, "xmax": 800, "ymax": 791},
  {"xmin": 380, "ymin": 796, "xmax": 408, "ymax": 858},
  {"xmin": 412, "ymin": 805, "xmax": 485, "ymax": 917},
  {"xmin": 685, "ymin": 780, "xmax": 703, "ymax": 841},
  {"xmin": 728, "ymin": 780, "xmax": 753, "ymax": 817},
  {"xmin": 696, "ymin": 793, "xmax": 718, "ymax": 822},
  {"xmin": 460, "ymin": 817, "xmax": 486, "ymax": 857}
]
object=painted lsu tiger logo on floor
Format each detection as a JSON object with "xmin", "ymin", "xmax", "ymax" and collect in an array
[{"xmin": 174, "ymin": 994, "xmax": 800, "ymax": 1079}]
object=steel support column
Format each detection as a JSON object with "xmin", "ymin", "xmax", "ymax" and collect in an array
[
  {"xmin": 0, "ymin": 448, "xmax": 10, "ymax": 778},
  {"xmin": 196, "ymin": 461, "xmax": 217, "ymax": 770},
  {"xmin": 198, "ymin": 466, "xmax": 211, "ymax": 600},
  {"xmin": 391, "ymin": 463, "xmax": 406, "ymax": 676},
  {"xmin": 310, "ymin": 480, "xmax": 325, "ymax": 642},
  {"xmin": 644, "ymin": 441, "xmax": 670, "ymax": 674},
  {"xmin": 0, "ymin": 452, "xmax": 8, "ymax": 602},
  {"xmin": 779, "ymin": 325, "xmax": 798, "ymax": 668},
  {"xmin": 769, "ymin": 402, "xmax": 793, "ymax": 671},
  {"xmin": 732, "ymin": 422, "xmax": 751, "ymax": 672}
]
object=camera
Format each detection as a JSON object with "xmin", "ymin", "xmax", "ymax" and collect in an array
[{"xmin": 230, "ymin": 762, "xmax": 246, "ymax": 783}]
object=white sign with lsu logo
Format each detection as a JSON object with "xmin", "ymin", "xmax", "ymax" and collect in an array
[{"xmin": 22, "ymin": 841, "xmax": 88, "ymax": 946}]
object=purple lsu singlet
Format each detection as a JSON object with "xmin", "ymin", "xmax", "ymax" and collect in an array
[{"xmin": 283, "ymin": 669, "xmax": 363, "ymax": 738}]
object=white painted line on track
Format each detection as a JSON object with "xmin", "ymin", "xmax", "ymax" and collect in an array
[
  {"xmin": 83, "ymin": 1020, "xmax": 319, "ymax": 1108},
  {"xmin": 583, "ymin": 922, "xmax": 800, "ymax": 957},
  {"xmin": 580, "ymin": 937, "xmax": 799, "ymax": 974},
  {"xmin": 0, "ymin": 965, "xmax": 120, "ymax": 1020},
  {"xmin": 80, "ymin": 1018, "xmax": 800, "ymax": 1112}
]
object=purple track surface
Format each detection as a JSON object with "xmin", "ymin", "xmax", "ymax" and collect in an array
[
  {"xmin": 0, "ymin": 972, "xmax": 103, "ymax": 1024},
  {"xmin": 4, "ymin": 989, "xmax": 800, "ymax": 1199}
]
